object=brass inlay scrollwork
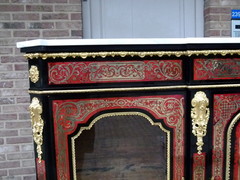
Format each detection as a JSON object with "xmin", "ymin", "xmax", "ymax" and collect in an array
[
  {"xmin": 24, "ymin": 49, "xmax": 240, "ymax": 60},
  {"xmin": 225, "ymin": 113, "xmax": 240, "ymax": 180},
  {"xmin": 191, "ymin": 91, "xmax": 210, "ymax": 154},
  {"xmin": 29, "ymin": 65, "xmax": 39, "ymax": 83},
  {"xmin": 29, "ymin": 97, "xmax": 44, "ymax": 163}
]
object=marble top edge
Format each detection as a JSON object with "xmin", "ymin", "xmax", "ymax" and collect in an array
[{"xmin": 16, "ymin": 38, "xmax": 240, "ymax": 48}]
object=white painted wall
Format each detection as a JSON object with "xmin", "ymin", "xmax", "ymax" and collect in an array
[{"xmin": 82, "ymin": 0, "xmax": 204, "ymax": 38}]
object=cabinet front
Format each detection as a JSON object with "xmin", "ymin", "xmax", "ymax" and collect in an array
[{"xmin": 18, "ymin": 38, "xmax": 240, "ymax": 180}]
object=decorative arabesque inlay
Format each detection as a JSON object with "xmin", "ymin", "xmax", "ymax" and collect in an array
[
  {"xmin": 191, "ymin": 91, "xmax": 210, "ymax": 154},
  {"xmin": 29, "ymin": 97, "xmax": 44, "ymax": 163},
  {"xmin": 194, "ymin": 58, "xmax": 240, "ymax": 80},
  {"xmin": 48, "ymin": 60, "xmax": 182, "ymax": 84},
  {"xmin": 193, "ymin": 153, "xmax": 206, "ymax": 180},
  {"xmin": 213, "ymin": 94, "xmax": 240, "ymax": 180},
  {"xmin": 225, "ymin": 113, "xmax": 240, "ymax": 180},
  {"xmin": 53, "ymin": 95, "xmax": 185, "ymax": 180},
  {"xmin": 29, "ymin": 65, "xmax": 39, "ymax": 83}
]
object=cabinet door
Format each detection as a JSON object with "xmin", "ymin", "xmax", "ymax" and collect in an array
[
  {"xmin": 52, "ymin": 94, "xmax": 186, "ymax": 180},
  {"xmin": 212, "ymin": 93, "xmax": 240, "ymax": 180}
]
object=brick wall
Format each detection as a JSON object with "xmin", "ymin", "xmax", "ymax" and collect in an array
[
  {"xmin": 204, "ymin": 0, "xmax": 240, "ymax": 37},
  {"xmin": 0, "ymin": 0, "xmax": 82, "ymax": 179}
]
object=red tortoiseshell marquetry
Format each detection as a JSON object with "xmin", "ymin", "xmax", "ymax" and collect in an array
[
  {"xmin": 194, "ymin": 58, "xmax": 240, "ymax": 80},
  {"xmin": 233, "ymin": 123, "xmax": 240, "ymax": 180},
  {"xmin": 52, "ymin": 95, "xmax": 185, "ymax": 180},
  {"xmin": 212, "ymin": 93, "xmax": 240, "ymax": 179},
  {"xmin": 193, "ymin": 153, "xmax": 206, "ymax": 180},
  {"xmin": 48, "ymin": 60, "xmax": 182, "ymax": 85},
  {"xmin": 36, "ymin": 158, "xmax": 46, "ymax": 180}
]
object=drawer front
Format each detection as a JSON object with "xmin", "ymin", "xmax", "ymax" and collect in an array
[
  {"xmin": 48, "ymin": 59, "xmax": 183, "ymax": 85},
  {"xmin": 194, "ymin": 58, "xmax": 240, "ymax": 81}
]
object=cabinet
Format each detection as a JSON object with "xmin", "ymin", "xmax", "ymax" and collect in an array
[{"xmin": 17, "ymin": 38, "xmax": 240, "ymax": 180}]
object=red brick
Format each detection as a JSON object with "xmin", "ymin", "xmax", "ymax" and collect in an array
[
  {"xmin": 205, "ymin": 0, "xmax": 220, "ymax": 6},
  {"xmin": 205, "ymin": 30, "xmax": 220, "ymax": 37},
  {"xmin": 2, "ymin": 105, "xmax": 29, "ymax": 113},
  {"xmin": 0, "ymin": 22, "xmax": 25, "ymax": 29},
  {"xmin": 207, "ymin": 21, "xmax": 229, "ymax": 30},
  {"xmin": 69, "ymin": 0, "xmax": 81, "ymax": 4},
  {"xmin": 27, "ymin": 22, "xmax": 54, "ymax": 29},
  {"xmin": 0, "ymin": 0, "xmax": 10, "ymax": 3},
  {"xmin": 0, "ymin": 64, "xmax": 13, "ymax": 71},
  {"xmin": 6, "ymin": 136, "xmax": 33, "ymax": 144},
  {"xmin": 12, "ymin": 13, "xmax": 40, "ymax": 21},
  {"xmin": 0, "ymin": 145, "xmax": 20, "ymax": 153},
  {"xmin": 21, "ymin": 144, "xmax": 34, "ymax": 151},
  {"xmin": 221, "ymin": 0, "xmax": 239, "ymax": 6},
  {"xmin": 0, "ymin": 113, "xmax": 17, "ymax": 120},
  {"xmin": 19, "ymin": 113, "xmax": 31, "ymax": 120},
  {"xmin": 0, "ymin": 138, "xmax": 4, "ymax": 145},
  {"xmin": 41, "ymin": 0, "xmax": 67, "ymax": 3},
  {"xmin": 14, "ymin": 80, "xmax": 29, "ymax": 89},
  {"xmin": 0, "ymin": 98, "xmax": 15, "ymax": 105},
  {"xmin": 0, "ymin": 122, "xmax": 3, "ymax": 129},
  {"xmin": 20, "ymin": 129, "xmax": 33, "ymax": 136},
  {"xmin": 22, "ymin": 159, "xmax": 35, "ymax": 167},
  {"xmin": 12, "ymin": 0, "xmax": 39, "ymax": 2},
  {"xmin": 71, "ymin": 30, "xmax": 82, "ymax": 37},
  {"xmin": 9, "ymin": 167, "xmax": 35, "ymax": 175},
  {"xmin": 207, "ymin": 7, "xmax": 231, "ymax": 14},
  {"xmin": 0, "ymin": 169, "xmax": 7, "ymax": 177},
  {"xmin": 0, "ymin": 72, "xmax": 28, "ymax": 80},
  {"xmin": 0, "ymin": 13, "xmax": 11, "ymax": 20},
  {"xmin": 205, "ymin": 14, "xmax": 220, "ymax": 21},
  {"xmin": 0, "ymin": 39, "xmax": 26, "ymax": 47},
  {"xmin": 5, "ymin": 121, "xmax": 31, "ymax": 129},
  {"xmin": 23, "ymin": 175, "xmax": 37, "ymax": 180},
  {"xmin": 0, "ymin": 30, "xmax": 11, "ymax": 37},
  {"xmin": 0, "ymin": 47, "xmax": 13, "ymax": 54},
  {"xmin": 56, "ymin": 21, "xmax": 81, "ymax": 29},
  {"xmin": 7, "ymin": 152, "xmax": 34, "ymax": 160},
  {"xmin": 0, "ymin": 5, "xmax": 24, "ymax": 12},
  {"xmin": 0, "ymin": 154, "xmax": 6, "ymax": 161},
  {"xmin": 0, "ymin": 81, "xmax": 14, "ymax": 88},
  {"xmin": 42, "ymin": 13, "xmax": 69, "ymax": 20},
  {"xmin": 43, "ymin": 30, "xmax": 69, "ymax": 37},
  {"xmin": 26, "ymin": 5, "xmax": 53, "ymax": 12},
  {"xmin": 14, "ymin": 47, "xmax": 22, "ymax": 55},
  {"xmin": 0, "ymin": 130, "xmax": 18, "ymax": 137},
  {"xmin": 71, "ymin": 13, "xmax": 82, "ymax": 20},
  {"xmin": 1, "ymin": 56, "xmax": 26, "ymax": 63},
  {"xmin": 16, "ymin": 29, "xmax": 35, "ymax": 36},
  {"xmin": 221, "ymin": 14, "xmax": 231, "ymax": 21},
  {"xmin": 1, "ymin": 89, "xmax": 28, "ymax": 97},
  {"xmin": 0, "ymin": 161, "xmax": 20, "ymax": 169},
  {"xmin": 17, "ymin": 97, "xmax": 30, "ymax": 103},
  {"xmin": 14, "ymin": 64, "xmax": 28, "ymax": 71},
  {"xmin": 221, "ymin": 30, "xmax": 231, "ymax": 36},
  {"xmin": 55, "ymin": 5, "xmax": 81, "ymax": 12}
]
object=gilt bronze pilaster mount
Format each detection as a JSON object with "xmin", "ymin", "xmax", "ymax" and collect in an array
[
  {"xmin": 191, "ymin": 91, "xmax": 210, "ymax": 154},
  {"xmin": 29, "ymin": 97, "xmax": 44, "ymax": 163}
]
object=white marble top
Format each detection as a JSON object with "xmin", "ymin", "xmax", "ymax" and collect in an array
[{"xmin": 16, "ymin": 38, "xmax": 240, "ymax": 48}]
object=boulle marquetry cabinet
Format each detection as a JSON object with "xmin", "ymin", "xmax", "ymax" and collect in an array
[{"xmin": 17, "ymin": 38, "xmax": 240, "ymax": 180}]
